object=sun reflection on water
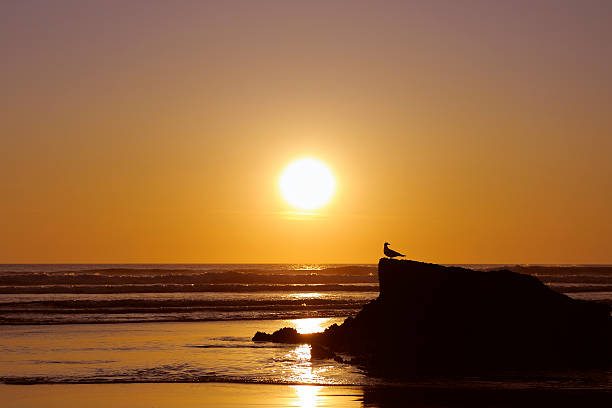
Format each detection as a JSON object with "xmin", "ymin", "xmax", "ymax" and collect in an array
[
  {"xmin": 290, "ymin": 292, "xmax": 323, "ymax": 299},
  {"xmin": 293, "ymin": 343, "xmax": 312, "ymax": 362},
  {"xmin": 291, "ymin": 385, "xmax": 323, "ymax": 408},
  {"xmin": 274, "ymin": 318, "xmax": 349, "ymax": 386},
  {"xmin": 281, "ymin": 344, "xmax": 325, "ymax": 384}
]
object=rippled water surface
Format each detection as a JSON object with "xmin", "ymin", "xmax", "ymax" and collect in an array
[{"xmin": 0, "ymin": 318, "xmax": 374, "ymax": 385}]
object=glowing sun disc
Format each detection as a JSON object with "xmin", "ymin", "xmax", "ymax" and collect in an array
[{"xmin": 280, "ymin": 158, "xmax": 335, "ymax": 210}]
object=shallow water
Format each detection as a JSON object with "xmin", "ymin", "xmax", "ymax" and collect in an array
[
  {"xmin": 0, "ymin": 318, "xmax": 373, "ymax": 386},
  {"xmin": 4, "ymin": 318, "xmax": 612, "ymax": 393}
]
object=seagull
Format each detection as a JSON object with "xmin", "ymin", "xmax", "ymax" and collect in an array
[{"xmin": 384, "ymin": 242, "xmax": 405, "ymax": 258}]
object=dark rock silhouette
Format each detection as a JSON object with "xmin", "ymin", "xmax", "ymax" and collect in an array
[
  {"xmin": 253, "ymin": 327, "xmax": 309, "ymax": 344},
  {"xmin": 310, "ymin": 343, "xmax": 337, "ymax": 360},
  {"xmin": 252, "ymin": 258, "xmax": 612, "ymax": 375}
]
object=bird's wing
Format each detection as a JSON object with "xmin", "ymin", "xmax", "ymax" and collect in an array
[{"xmin": 388, "ymin": 248, "xmax": 404, "ymax": 257}]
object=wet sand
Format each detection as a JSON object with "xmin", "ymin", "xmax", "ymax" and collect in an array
[
  {"xmin": 5, "ymin": 382, "xmax": 612, "ymax": 407},
  {"xmin": 0, "ymin": 383, "xmax": 362, "ymax": 408}
]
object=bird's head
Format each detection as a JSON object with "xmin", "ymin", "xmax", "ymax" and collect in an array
[{"xmin": 384, "ymin": 242, "xmax": 389, "ymax": 246}]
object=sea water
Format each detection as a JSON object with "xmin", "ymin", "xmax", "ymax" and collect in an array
[{"xmin": 2, "ymin": 264, "xmax": 612, "ymax": 392}]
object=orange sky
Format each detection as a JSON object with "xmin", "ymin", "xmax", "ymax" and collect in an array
[{"xmin": 1, "ymin": 1, "xmax": 611, "ymax": 263}]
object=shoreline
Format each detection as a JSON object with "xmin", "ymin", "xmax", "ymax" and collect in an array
[
  {"xmin": 0, "ymin": 383, "xmax": 362, "ymax": 408},
  {"xmin": 4, "ymin": 382, "xmax": 612, "ymax": 408}
]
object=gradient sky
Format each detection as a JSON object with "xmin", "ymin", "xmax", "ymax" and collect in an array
[{"xmin": 1, "ymin": 1, "xmax": 611, "ymax": 263}]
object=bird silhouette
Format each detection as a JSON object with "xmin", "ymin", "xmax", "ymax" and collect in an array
[{"xmin": 383, "ymin": 242, "xmax": 405, "ymax": 258}]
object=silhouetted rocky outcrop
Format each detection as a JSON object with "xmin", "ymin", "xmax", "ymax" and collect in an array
[
  {"xmin": 253, "ymin": 327, "xmax": 312, "ymax": 344},
  {"xmin": 253, "ymin": 259, "xmax": 612, "ymax": 375}
]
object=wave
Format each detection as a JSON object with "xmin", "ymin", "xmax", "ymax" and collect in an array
[
  {"xmin": 0, "ymin": 272, "xmax": 377, "ymax": 286},
  {"xmin": 4, "ymin": 264, "xmax": 612, "ymax": 285},
  {"xmin": 0, "ymin": 265, "xmax": 377, "ymax": 277},
  {"xmin": 0, "ymin": 294, "xmax": 375, "ymax": 324},
  {"xmin": 0, "ymin": 283, "xmax": 379, "ymax": 294},
  {"xmin": 4, "ymin": 264, "xmax": 612, "ymax": 291},
  {"xmin": 0, "ymin": 297, "xmax": 369, "ymax": 313},
  {"xmin": 508, "ymin": 266, "xmax": 612, "ymax": 276},
  {"xmin": 0, "ymin": 309, "xmax": 362, "ymax": 325},
  {"xmin": 548, "ymin": 284, "xmax": 612, "ymax": 293},
  {"xmin": 0, "ymin": 375, "xmax": 361, "ymax": 386}
]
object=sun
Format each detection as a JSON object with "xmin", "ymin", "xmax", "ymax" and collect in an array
[{"xmin": 279, "ymin": 158, "xmax": 335, "ymax": 211}]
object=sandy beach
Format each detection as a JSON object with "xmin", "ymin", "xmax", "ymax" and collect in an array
[
  {"xmin": 6, "ymin": 382, "xmax": 612, "ymax": 408},
  {"xmin": 0, "ymin": 383, "xmax": 362, "ymax": 408}
]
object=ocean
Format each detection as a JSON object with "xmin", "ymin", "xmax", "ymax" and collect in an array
[
  {"xmin": 0, "ymin": 264, "xmax": 378, "ymax": 325},
  {"xmin": 3, "ymin": 263, "xmax": 612, "ymax": 406}
]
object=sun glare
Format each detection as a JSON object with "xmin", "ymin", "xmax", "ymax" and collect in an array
[
  {"xmin": 292, "ymin": 317, "xmax": 329, "ymax": 334},
  {"xmin": 279, "ymin": 158, "xmax": 335, "ymax": 211}
]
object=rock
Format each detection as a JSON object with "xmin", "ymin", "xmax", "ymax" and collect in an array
[
  {"xmin": 270, "ymin": 327, "xmax": 302, "ymax": 343},
  {"xmin": 252, "ymin": 331, "xmax": 273, "ymax": 342},
  {"xmin": 310, "ymin": 343, "xmax": 336, "ymax": 360},
  {"xmin": 252, "ymin": 327, "xmax": 319, "ymax": 344},
  {"xmin": 253, "ymin": 259, "xmax": 612, "ymax": 375}
]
